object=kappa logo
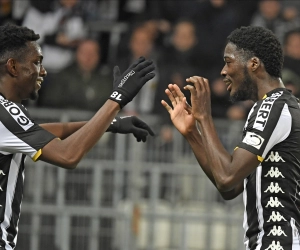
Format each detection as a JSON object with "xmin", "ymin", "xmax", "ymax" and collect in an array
[
  {"xmin": 265, "ymin": 167, "xmax": 285, "ymax": 178},
  {"xmin": 118, "ymin": 70, "xmax": 135, "ymax": 87},
  {"xmin": 267, "ymin": 225, "xmax": 287, "ymax": 237},
  {"xmin": 0, "ymin": 98, "xmax": 34, "ymax": 131},
  {"xmin": 265, "ymin": 152, "xmax": 285, "ymax": 163},
  {"xmin": 264, "ymin": 182, "xmax": 284, "ymax": 194},
  {"xmin": 242, "ymin": 131, "xmax": 264, "ymax": 149},
  {"xmin": 265, "ymin": 240, "xmax": 284, "ymax": 250},
  {"xmin": 267, "ymin": 211, "xmax": 287, "ymax": 222},
  {"xmin": 265, "ymin": 197, "xmax": 284, "ymax": 208},
  {"xmin": 253, "ymin": 91, "xmax": 283, "ymax": 132}
]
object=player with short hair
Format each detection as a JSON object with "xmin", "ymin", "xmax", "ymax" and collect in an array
[
  {"xmin": 0, "ymin": 23, "xmax": 155, "ymax": 249},
  {"xmin": 163, "ymin": 26, "xmax": 300, "ymax": 249}
]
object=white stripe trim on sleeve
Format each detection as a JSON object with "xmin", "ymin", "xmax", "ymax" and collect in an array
[{"xmin": 262, "ymin": 103, "xmax": 292, "ymax": 159}]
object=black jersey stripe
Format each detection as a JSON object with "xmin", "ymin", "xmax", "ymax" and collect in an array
[
  {"xmin": 6, "ymin": 155, "xmax": 25, "ymax": 249},
  {"xmin": 241, "ymin": 89, "xmax": 300, "ymax": 249},
  {"xmin": 0, "ymin": 153, "xmax": 23, "ymax": 249}
]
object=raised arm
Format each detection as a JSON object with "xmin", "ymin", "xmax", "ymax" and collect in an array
[
  {"xmin": 162, "ymin": 84, "xmax": 244, "ymax": 200},
  {"xmin": 184, "ymin": 77, "xmax": 260, "ymax": 192},
  {"xmin": 39, "ymin": 57, "xmax": 155, "ymax": 169}
]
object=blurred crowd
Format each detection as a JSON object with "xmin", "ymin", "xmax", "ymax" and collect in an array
[{"xmin": 2, "ymin": 0, "xmax": 300, "ymax": 138}]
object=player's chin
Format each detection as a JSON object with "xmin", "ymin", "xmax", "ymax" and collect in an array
[{"xmin": 29, "ymin": 91, "xmax": 39, "ymax": 101}]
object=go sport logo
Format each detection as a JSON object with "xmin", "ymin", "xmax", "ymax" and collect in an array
[{"xmin": 0, "ymin": 98, "xmax": 34, "ymax": 131}]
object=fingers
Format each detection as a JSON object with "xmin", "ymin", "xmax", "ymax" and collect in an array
[
  {"xmin": 165, "ymin": 87, "xmax": 178, "ymax": 109},
  {"xmin": 185, "ymin": 76, "xmax": 210, "ymax": 94},
  {"xmin": 132, "ymin": 128, "xmax": 148, "ymax": 142},
  {"xmin": 184, "ymin": 84, "xmax": 197, "ymax": 96},
  {"xmin": 134, "ymin": 60, "xmax": 154, "ymax": 74},
  {"xmin": 171, "ymin": 84, "xmax": 185, "ymax": 101},
  {"xmin": 130, "ymin": 56, "xmax": 146, "ymax": 68},
  {"xmin": 138, "ymin": 62, "xmax": 155, "ymax": 77},
  {"xmin": 161, "ymin": 100, "xmax": 172, "ymax": 113},
  {"xmin": 132, "ymin": 117, "xmax": 155, "ymax": 136},
  {"xmin": 183, "ymin": 97, "xmax": 192, "ymax": 114},
  {"xmin": 141, "ymin": 72, "xmax": 155, "ymax": 84},
  {"xmin": 161, "ymin": 84, "xmax": 189, "ymax": 113}
]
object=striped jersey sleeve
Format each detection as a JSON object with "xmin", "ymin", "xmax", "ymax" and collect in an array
[
  {"xmin": 237, "ymin": 90, "xmax": 292, "ymax": 161},
  {"xmin": 0, "ymin": 95, "xmax": 56, "ymax": 161}
]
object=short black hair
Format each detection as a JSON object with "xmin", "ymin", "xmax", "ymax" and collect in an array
[
  {"xmin": 0, "ymin": 23, "xmax": 40, "ymax": 62},
  {"xmin": 227, "ymin": 26, "xmax": 283, "ymax": 78}
]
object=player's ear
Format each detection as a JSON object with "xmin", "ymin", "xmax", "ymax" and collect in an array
[
  {"xmin": 249, "ymin": 57, "xmax": 261, "ymax": 72},
  {"xmin": 6, "ymin": 58, "xmax": 18, "ymax": 77}
]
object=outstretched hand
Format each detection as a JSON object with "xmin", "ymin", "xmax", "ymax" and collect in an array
[
  {"xmin": 161, "ymin": 84, "xmax": 196, "ymax": 136},
  {"xmin": 109, "ymin": 57, "xmax": 155, "ymax": 108},
  {"xmin": 107, "ymin": 116, "xmax": 155, "ymax": 142},
  {"xmin": 184, "ymin": 76, "xmax": 212, "ymax": 121}
]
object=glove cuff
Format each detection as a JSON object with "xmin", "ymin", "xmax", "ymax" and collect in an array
[
  {"xmin": 106, "ymin": 117, "xmax": 120, "ymax": 133},
  {"xmin": 109, "ymin": 90, "xmax": 132, "ymax": 108}
]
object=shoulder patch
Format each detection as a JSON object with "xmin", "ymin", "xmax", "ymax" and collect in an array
[{"xmin": 242, "ymin": 131, "xmax": 265, "ymax": 149}]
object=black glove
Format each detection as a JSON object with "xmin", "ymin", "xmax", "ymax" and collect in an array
[
  {"xmin": 107, "ymin": 116, "xmax": 155, "ymax": 142},
  {"xmin": 109, "ymin": 57, "xmax": 155, "ymax": 108}
]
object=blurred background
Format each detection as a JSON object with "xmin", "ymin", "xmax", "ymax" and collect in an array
[{"xmin": 1, "ymin": 0, "xmax": 300, "ymax": 249}]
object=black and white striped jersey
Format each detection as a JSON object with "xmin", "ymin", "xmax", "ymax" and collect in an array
[
  {"xmin": 0, "ymin": 94, "xmax": 56, "ymax": 249},
  {"xmin": 237, "ymin": 88, "xmax": 300, "ymax": 250}
]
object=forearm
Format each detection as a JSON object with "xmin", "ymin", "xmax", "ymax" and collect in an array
[
  {"xmin": 185, "ymin": 127, "xmax": 241, "ymax": 199},
  {"xmin": 40, "ymin": 121, "xmax": 87, "ymax": 139},
  {"xmin": 40, "ymin": 100, "xmax": 120, "ymax": 168},
  {"xmin": 184, "ymin": 128, "xmax": 215, "ymax": 184},
  {"xmin": 62, "ymin": 100, "xmax": 119, "ymax": 159},
  {"xmin": 197, "ymin": 116, "xmax": 235, "ymax": 190},
  {"xmin": 40, "ymin": 119, "xmax": 118, "ymax": 139}
]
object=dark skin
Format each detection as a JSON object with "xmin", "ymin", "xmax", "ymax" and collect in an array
[
  {"xmin": 0, "ymin": 41, "xmax": 120, "ymax": 169},
  {"xmin": 162, "ymin": 42, "xmax": 285, "ymax": 200}
]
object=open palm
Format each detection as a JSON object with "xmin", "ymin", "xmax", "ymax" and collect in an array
[{"xmin": 161, "ymin": 84, "xmax": 196, "ymax": 136}]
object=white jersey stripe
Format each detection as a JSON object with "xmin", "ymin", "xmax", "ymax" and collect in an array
[
  {"xmin": 1, "ymin": 153, "xmax": 22, "ymax": 250},
  {"xmin": 0, "ymin": 121, "xmax": 38, "ymax": 159},
  {"xmin": 291, "ymin": 218, "xmax": 300, "ymax": 249},
  {"xmin": 261, "ymin": 104, "xmax": 292, "ymax": 159},
  {"xmin": 244, "ymin": 103, "xmax": 257, "ymax": 131},
  {"xmin": 255, "ymin": 165, "xmax": 264, "ymax": 249},
  {"xmin": 243, "ymin": 178, "xmax": 250, "ymax": 250}
]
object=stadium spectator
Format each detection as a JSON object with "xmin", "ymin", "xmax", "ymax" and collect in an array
[
  {"xmin": 162, "ymin": 26, "xmax": 300, "ymax": 249},
  {"xmin": 116, "ymin": 24, "xmax": 159, "ymax": 116},
  {"xmin": 0, "ymin": 0, "xmax": 12, "ymax": 25},
  {"xmin": 38, "ymin": 39, "xmax": 112, "ymax": 111},
  {"xmin": 22, "ymin": 0, "xmax": 87, "ymax": 73},
  {"xmin": 191, "ymin": 0, "xmax": 239, "ymax": 78},
  {"xmin": 0, "ymin": 23, "xmax": 155, "ymax": 249},
  {"xmin": 153, "ymin": 19, "xmax": 201, "ymax": 121},
  {"xmin": 281, "ymin": 28, "xmax": 300, "ymax": 97},
  {"xmin": 250, "ymin": 0, "xmax": 300, "ymax": 43}
]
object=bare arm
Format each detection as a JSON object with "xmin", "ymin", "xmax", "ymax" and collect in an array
[
  {"xmin": 39, "ymin": 100, "xmax": 119, "ymax": 169},
  {"xmin": 185, "ymin": 77, "xmax": 260, "ymax": 192},
  {"xmin": 40, "ymin": 121, "xmax": 87, "ymax": 139},
  {"xmin": 162, "ymin": 84, "xmax": 244, "ymax": 199},
  {"xmin": 185, "ymin": 126, "xmax": 244, "ymax": 199},
  {"xmin": 38, "ymin": 56, "xmax": 156, "ymax": 169}
]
